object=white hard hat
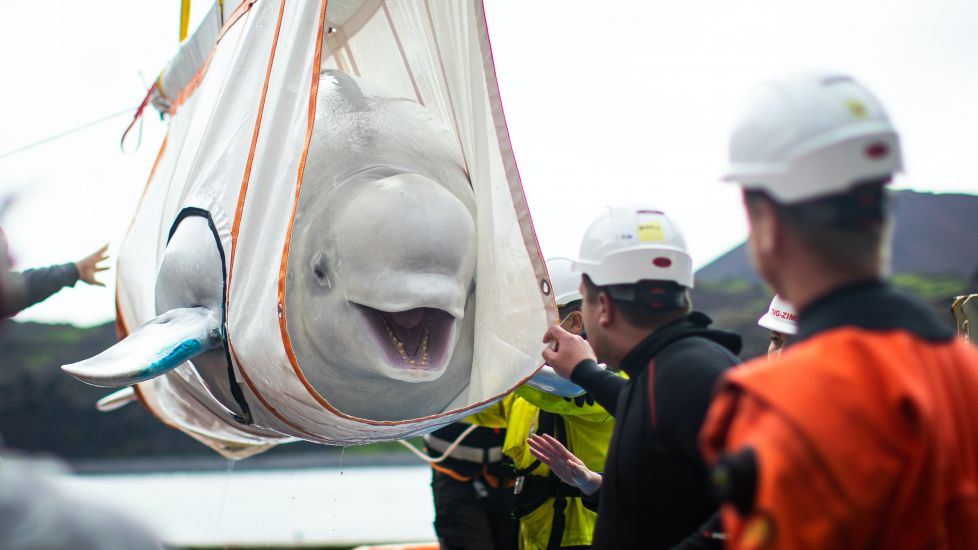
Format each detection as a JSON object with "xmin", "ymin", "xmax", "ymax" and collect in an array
[
  {"xmin": 758, "ymin": 295, "xmax": 798, "ymax": 335},
  {"xmin": 546, "ymin": 257, "xmax": 584, "ymax": 306},
  {"xmin": 722, "ymin": 71, "xmax": 903, "ymax": 205},
  {"xmin": 573, "ymin": 206, "xmax": 693, "ymax": 288}
]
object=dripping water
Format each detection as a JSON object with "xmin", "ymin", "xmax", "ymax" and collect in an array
[
  {"xmin": 333, "ymin": 446, "xmax": 347, "ymax": 534},
  {"xmin": 215, "ymin": 459, "xmax": 236, "ymax": 548}
]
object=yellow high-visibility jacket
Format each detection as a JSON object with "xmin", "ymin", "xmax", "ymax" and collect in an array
[{"xmin": 468, "ymin": 381, "xmax": 619, "ymax": 549}]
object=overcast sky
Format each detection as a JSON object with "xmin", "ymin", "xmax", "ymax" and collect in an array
[{"xmin": 1, "ymin": 0, "xmax": 976, "ymax": 326}]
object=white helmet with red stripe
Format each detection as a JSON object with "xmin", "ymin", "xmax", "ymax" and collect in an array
[
  {"xmin": 758, "ymin": 295, "xmax": 798, "ymax": 335},
  {"xmin": 722, "ymin": 71, "xmax": 903, "ymax": 204},
  {"xmin": 572, "ymin": 206, "xmax": 693, "ymax": 288}
]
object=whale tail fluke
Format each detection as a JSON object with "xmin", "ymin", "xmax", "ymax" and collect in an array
[{"xmin": 62, "ymin": 307, "xmax": 223, "ymax": 388}]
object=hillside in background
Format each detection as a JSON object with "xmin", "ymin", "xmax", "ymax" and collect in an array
[
  {"xmin": 691, "ymin": 274, "xmax": 969, "ymax": 359},
  {"xmin": 697, "ymin": 190, "xmax": 978, "ymax": 284},
  {"xmin": 0, "ymin": 321, "xmax": 229, "ymax": 459}
]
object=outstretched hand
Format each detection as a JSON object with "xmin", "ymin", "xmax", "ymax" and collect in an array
[
  {"xmin": 541, "ymin": 324, "xmax": 596, "ymax": 380},
  {"xmin": 527, "ymin": 433, "xmax": 602, "ymax": 495},
  {"xmin": 75, "ymin": 244, "xmax": 110, "ymax": 287}
]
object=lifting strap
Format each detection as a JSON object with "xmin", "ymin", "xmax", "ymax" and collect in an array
[
  {"xmin": 544, "ymin": 412, "xmax": 571, "ymax": 550},
  {"xmin": 513, "ymin": 411, "xmax": 582, "ymax": 549}
]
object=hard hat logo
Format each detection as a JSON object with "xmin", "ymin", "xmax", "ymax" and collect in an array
[
  {"xmin": 772, "ymin": 309, "xmax": 797, "ymax": 322},
  {"xmin": 638, "ymin": 221, "xmax": 666, "ymax": 242},
  {"xmin": 846, "ymin": 98, "xmax": 869, "ymax": 119}
]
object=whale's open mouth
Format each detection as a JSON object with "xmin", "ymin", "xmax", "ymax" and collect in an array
[{"xmin": 355, "ymin": 304, "xmax": 457, "ymax": 376}]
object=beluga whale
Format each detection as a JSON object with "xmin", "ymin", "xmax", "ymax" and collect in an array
[
  {"xmin": 66, "ymin": 70, "xmax": 477, "ymax": 420},
  {"xmin": 61, "ymin": 0, "xmax": 553, "ymax": 458},
  {"xmin": 282, "ymin": 70, "xmax": 478, "ymax": 417}
]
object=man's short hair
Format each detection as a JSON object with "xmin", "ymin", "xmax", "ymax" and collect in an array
[
  {"xmin": 744, "ymin": 179, "xmax": 890, "ymax": 273},
  {"xmin": 581, "ymin": 275, "xmax": 690, "ymax": 329}
]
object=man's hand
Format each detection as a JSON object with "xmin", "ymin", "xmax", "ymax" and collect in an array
[
  {"xmin": 75, "ymin": 244, "xmax": 110, "ymax": 287},
  {"xmin": 542, "ymin": 324, "xmax": 596, "ymax": 380},
  {"xmin": 528, "ymin": 433, "xmax": 602, "ymax": 495}
]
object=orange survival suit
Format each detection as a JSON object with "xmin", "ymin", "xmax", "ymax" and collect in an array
[{"xmin": 701, "ymin": 281, "xmax": 978, "ymax": 549}]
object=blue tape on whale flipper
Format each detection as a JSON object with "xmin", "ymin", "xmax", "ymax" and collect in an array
[{"xmin": 142, "ymin": 339, "xmax": 203, "ymax": 378}]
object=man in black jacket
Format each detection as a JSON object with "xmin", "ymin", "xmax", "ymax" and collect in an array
[{"xmin": 532, "ymin": 205, "xmax": 741, "ymax": 549}]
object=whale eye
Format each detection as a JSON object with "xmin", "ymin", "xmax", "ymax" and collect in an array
[{"xmin": 310, "ymin": 253, "xmax": 331, "ymax": 288}]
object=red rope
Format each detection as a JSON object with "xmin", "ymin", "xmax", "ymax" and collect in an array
[{"xmin": 119, "ymin": 82, "xmax": 158, "ymax": 151}]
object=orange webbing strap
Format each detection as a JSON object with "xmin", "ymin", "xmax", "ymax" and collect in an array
[
  {"xmin": 430, "ymin": 462, "xmax": 472, "ymax": 483},
  {"xmin": 228, "ymin": 0, "xmax": 289, "ymax": 278},
  {"xmin": 170, "ymin": 0, "xmax": 257, "ymax": 116},
  {"xmin": 224, "ymin": 0, "xmax": 306, "ymax": 436},
  {"xmin": 482, "ymin": 465, "xmax": 516, "ymax": 489},
  {"xmin": 114, "ymin": 292, "xmax": 129, "ymax": 340},
  {"xmin": 275, "ymin": 0, "xmax": 344, "ymax": 417},
  {"xmin": 431, "ymin": 463, "xmax": 516, "ymax": 488}
]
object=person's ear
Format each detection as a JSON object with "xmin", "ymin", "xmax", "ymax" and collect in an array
[
  {"xmin": 563, "ymin": 310, "xmax": 585, "ymax": 335},
  {"xmin": 749, "ymin": 199, "xmax": 778, "ymax": 257},
  {"xmin": 744, "ymin": 196, "xmax": 788, "ymax": 279},
  {"xmin": 597, "ymin": 292, "xmax": 614, "ymax": 328}
]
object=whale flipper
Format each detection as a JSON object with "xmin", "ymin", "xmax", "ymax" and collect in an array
[
  {"xmin": 95, "ymin": 387, "xmax": 138, "ymax": 412},
  {"xmin": 63, "ymin": 307, "xmax": 222, "ymax": 388},
  {"xmin": 525, "ymin": 366, "xmax": 586, "ymax": 398}
]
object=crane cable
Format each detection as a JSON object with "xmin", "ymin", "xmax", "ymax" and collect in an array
[{"xmin": 0, "ymin": 107, "xmax": 138, "ymax": 162}]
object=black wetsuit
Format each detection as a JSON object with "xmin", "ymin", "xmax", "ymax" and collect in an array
[{"xmin": 570, "ymin": 312, "xmax": 741, "ymax": 549}]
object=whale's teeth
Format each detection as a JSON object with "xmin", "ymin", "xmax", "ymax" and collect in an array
[
  {"xmin": 381, "ymin": 314, "xmax": 432, "ymax": 368},
  {"xmin": 418, "ymin": 320, "xmax": 431, "ymax": 368}
]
